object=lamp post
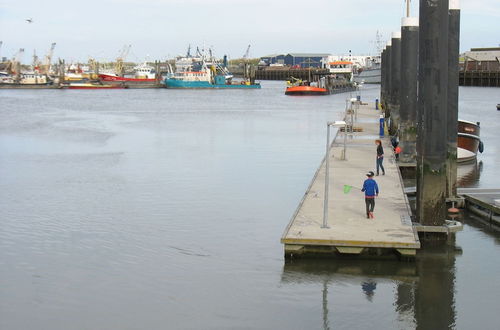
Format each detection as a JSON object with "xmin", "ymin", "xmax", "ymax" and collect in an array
[{"xmin": 323, "ymin": 120, "xmax": 347, "ymax": 229}]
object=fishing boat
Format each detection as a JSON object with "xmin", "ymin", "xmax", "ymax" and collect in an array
[
  {"xmin": 354, "ymin": 64, "xmax": 381, "ymax": 84},
  {"xmin": 0, "ymin": 72, "xmax": 52, "ymax": 85},
  {"xmin": 353, "ymin": 31, "xmax": 383, "ymax": 84},
  {"xmin": 166, "ymin": 71, "xmax": 259, "ymax": 89},
  {"xmin": 99, "ymin": 74, "xmax": 156, "ymax": 82},
  {"xmin": 165, "ymin": 49, "xmax": 260, "ymax": 89},
  {"xmin": 98, "ymin": 62, "xmax": 157, "ymax": 82},
  {"xmin": 457, "ymin": 119, "xmax": 484, "ymax": 163}
]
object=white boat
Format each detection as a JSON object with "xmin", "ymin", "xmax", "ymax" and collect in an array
[
  {"xmin": 0, "ymin": 71, "xmax": 51, "ymax": 85},
  {"xmin": 133, "ymin": 62, "xmax": 156, "ymax": 79},
  {"xmin": 354, "ymin": 64, "xmax": 381, "ymax": 84},
  {"xmin": 353, "ymin": 31, "xmax": 383, "ymax": 84}
]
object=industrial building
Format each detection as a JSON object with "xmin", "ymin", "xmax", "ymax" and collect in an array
[
  {"xmin": 259, "ymin": 53, "xmax": 331, "ymax": 68},
  {"xmin": 460, "ymin": 47, "xmax": 500, "ymax": 71}
]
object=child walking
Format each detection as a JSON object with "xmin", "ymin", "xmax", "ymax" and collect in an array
[{"xmin": 362, "ymin": 171, "xmax": 379, "ymax": 219}]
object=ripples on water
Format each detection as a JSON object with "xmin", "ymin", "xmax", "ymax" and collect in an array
[{"xmin": 1, "ymin": 83, "xmax": 499, "ymax": 329}]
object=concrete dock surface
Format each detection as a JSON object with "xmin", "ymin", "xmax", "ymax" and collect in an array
[{"xmin": 281, "ymin": 102, "xmax": 420, "ymax": 258}]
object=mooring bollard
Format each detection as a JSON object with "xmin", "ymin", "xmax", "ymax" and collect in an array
[{"xmin": 379, "ymin": 115, "xmax": 385, "ymax": 137}]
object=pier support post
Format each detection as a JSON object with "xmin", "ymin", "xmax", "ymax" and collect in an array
[
  {"xmin": 384, "ymin": 41, "xmax": 392, "ymax": 121},
  {"xmin": 399, "ymin": 18, "xmax": 419, "ymax": 163},
  {"xmin": 447, "ymin": 0, "xmax": 461, "ymax": 198},
  {"xmin": 416, "ymin": 0, "xmax": 449, "ymax": 227},
  {"xmin": 380, "ymin": 48, "xmax": 386, "ymax": 109},
  {"xmin": 390, "ymin": 32, "xmax": 402, "ymax": 135}
]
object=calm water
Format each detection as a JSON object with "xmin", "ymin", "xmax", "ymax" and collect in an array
[{"xmin": 1, "ymin": 82, "xmax": 499, "ymax": 330}]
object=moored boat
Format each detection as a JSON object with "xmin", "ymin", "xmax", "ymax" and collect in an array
[
  {"xmin": 457, "ymin": 119, "xmax": 484, "ymax": 163},
  {"xmin": 0, "ymin": 71, "xmax": 52, "ymax": 85},
  {"xmin": 165, "ymin": 54, "xmax": 260, "ymax": 89},
  {"xmin": 285, "ymin": 85, "xmax": 328, "ymax": 95},
  {"xmin": 98, "ymin": 74, "xmax": 156, "ymax": 82},
  {"xmin": 98, "ymin": 61, "xmax": 158, "ymax": 82}
]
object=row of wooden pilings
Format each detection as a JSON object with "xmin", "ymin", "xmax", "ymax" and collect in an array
[
  {"xmin": 380, "ymin": 0, "xmax": 461, "ymax": 238},
  {"xmin": 459, "ymin": 70, "xmax": 500, "ymax": 87}
]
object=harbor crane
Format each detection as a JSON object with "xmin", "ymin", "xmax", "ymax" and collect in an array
[
  {"xmin": 42, "ymin": 42, "xmax": 56, "ymax": 74},
  {"xmin": 243, "ymin": 44, "xmax": 251, "ymax": 61},
  {"xmin": 32, "ymin": 49, "xmax": 39, "ymax": 69},
  {"xmin": 115, "ymin": 44, "xmax": 131, "ymax": 76},
  {"xmin": 6, "ymin": 48, "xmax": 24, "ymax": 78}
]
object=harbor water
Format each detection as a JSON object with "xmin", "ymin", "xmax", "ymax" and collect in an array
[{"xmin": 1, "ymin": 82, "xmax": 499, "ymax": 329}]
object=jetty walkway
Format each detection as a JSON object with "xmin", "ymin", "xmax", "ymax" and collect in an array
[{"xmin": 281, "ymin": 102, "xmax": 420, "ymax": 258}]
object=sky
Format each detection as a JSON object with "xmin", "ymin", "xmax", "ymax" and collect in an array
[{"xmin": 0, "ymin": 0, "xmax": 499, "ymax": 63}]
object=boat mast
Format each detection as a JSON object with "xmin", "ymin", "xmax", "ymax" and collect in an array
[{"xmin": 406, "ymin": 0, "xmax": 411, "ymax": 17}]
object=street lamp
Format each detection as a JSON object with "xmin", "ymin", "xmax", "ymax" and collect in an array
[{"xmin": 323, "ymin": 120, "xmax": 347, "ymax": 229}]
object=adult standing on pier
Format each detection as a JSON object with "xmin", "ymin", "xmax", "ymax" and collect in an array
[{"xmin": 375, "ymin": 139, "xmax": 385, "ymax": 176}]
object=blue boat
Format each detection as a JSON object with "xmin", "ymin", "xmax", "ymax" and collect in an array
[
  {"xmin": 165, "ymin": 53, "xmax": 260, "ymax": 89},
  {"xmin": 166, "ymin": 75, "xmax": 261, "ymax": 89}
]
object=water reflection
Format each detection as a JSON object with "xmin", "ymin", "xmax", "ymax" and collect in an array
[
  {"xmin": 361, "ymin": 280, "xmax": 377, "ymax": 302},
  {"xmin": 282, "ymin": 245, "xmax": 460, "ymax": 329},
  {"xmin": 457, "ymin": 160, "xmax": 483, "ymax": 187}
]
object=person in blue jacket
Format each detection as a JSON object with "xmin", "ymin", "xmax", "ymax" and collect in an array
[{"xmin": 361, "ymin": 171, "xmax": 379, "ymax": 219}]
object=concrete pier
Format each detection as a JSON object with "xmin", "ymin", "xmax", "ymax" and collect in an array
[
  {"xmin": 399, "ymin": 17, "xmax": 419, "ymax": 164},
  {"xmin": 390, "ymin": 32, "xmax": 402, "ymax": 135},
  {"xmin": 416, "ymin": 0, "xmax": 450, "ymax": 227},
  {"xmin": 281, "ymin": 103, "xmax": 420, "ymax": 258},
  {"xmin": 447, "ymin": 0, "xmax": 461, "ymax": 198}
]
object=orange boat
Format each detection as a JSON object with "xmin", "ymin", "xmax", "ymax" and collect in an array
[{"xmin": 285, "ymin": 85, "xmax": 328, "ymax": 95}]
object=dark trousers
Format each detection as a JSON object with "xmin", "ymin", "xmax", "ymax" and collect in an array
[
  {"xmin": 376, "ymin": 157, "xmax": 385, "ymax": 175},
  {"xmin": 365, "ymin": 197, "xmax": 375, "ymax": 215}
]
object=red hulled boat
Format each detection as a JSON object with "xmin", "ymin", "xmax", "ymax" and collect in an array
[
  {"xmin": 98, "ymin": 74, "xmax": 156, "ymax": 82},
  {"xmin": 457, "ymin": 119, "xmax": 484, "ymax": 163}
]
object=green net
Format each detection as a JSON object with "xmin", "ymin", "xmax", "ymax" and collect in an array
[{"xmin": 343, "ymin": 185, "xmax": 352, "ymax": 194}]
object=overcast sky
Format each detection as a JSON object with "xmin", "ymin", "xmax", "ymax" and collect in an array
[{"xmin": 0, "ymin": 0, "xmax": 498, "ymax": 63}]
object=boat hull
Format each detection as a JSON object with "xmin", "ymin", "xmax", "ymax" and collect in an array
[
  {"xmin": 457, "ymin": 120, "xmax": 482, "ymax": 163},
  {"xmin": 165, "ymin": 79, "xmax": 260, "ymax": 89},
  {"xmin": 99, "ymin": 74, "xmax": 156, "ymax": 82},
  {"xmin": 353, "ymin": 68, "xmax": 381, "ymax": 84},
  {"xmin": 61, "ymin": 84, "xmax": 127, "ymax": 89},
  {"xmin": 285, "ymin": 86, "xmax": 328, "ymax": 96}
]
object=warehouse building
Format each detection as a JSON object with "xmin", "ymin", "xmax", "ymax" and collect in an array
[
  {"xmin": 461, "ymin": 47, "xmax": 500, "ymax": 71},
  {"xmin": 260, "ymin": 53, "xmax": 331, "ymax": 68}
]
